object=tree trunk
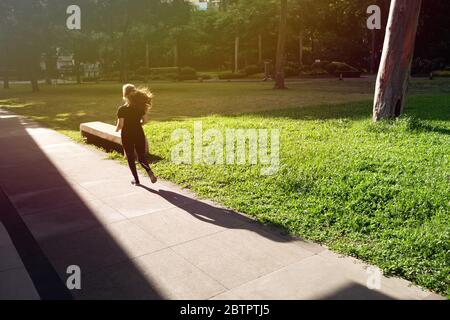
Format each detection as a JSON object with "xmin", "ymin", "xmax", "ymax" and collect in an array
[
  {"xmin": 31, "ymin": 78, "xmax": 39, "ymax": 92},
  {"xmin": 3, "ymin": 70, "xmax": 9, "ymax": 89},
  {"xmin": 173, "ymin": 42, "xmax": 179, "ymax": 68},
  {"xmin": 298, "ymin": 31, "xmax": 304, "ymax": 68},
  {"xmin": 30, "ymin": 66, "xmax": 39, "ymax": 92},
  {"xmin": 146, "ymin": 41, "xmax": 150, "ymax": 69},
  {"xmin": 45, "ymin": 52, "xmax": 53, "ymax": 85},
  {"xmin": 30, "ymin": 53, "xmax": 40, "ymax": 92},
  {"xmin": 3, "ymin": 46, "xmax": 10, "ymax": 89},
  {"xmin": 274, "ymin": 0, "xmax": 288, "ymax": 89},
  {"xmin": 120, "ymin": 8, "xmax": 130, "ymax": 83},
  {"xmin": 373, "ymin": 0, "xmax": 422, "ymax": 121},
  {"xmin": 75, "ymin": 59, "xmax": 82, "ymax": 84},
  {"xmin": 120, "ymin": 44, "xmax": 127, "ymax": 83},
  {"xmin": 258, "ymin": 34, "xmax": 262, "ymax": 65},
  {"xmin": 234, "ymin": 36, "xmax": 239, "ymax": 73}
]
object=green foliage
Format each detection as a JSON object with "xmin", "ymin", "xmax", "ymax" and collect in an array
[
  {"xmin": 433, "ymin": 70, "xmax": 450, "ymax": 78},
  {"xmin": 135, "ymin": 67, "xmax": 152, "ymax": 76},
  {"xmin": 324, "ymin": 61, "xmax": 360, "ymax": 74},
  {"xmin": 149, "ymin": 67, "xmax": 180, "ymax": 75},
  {"xmin": 2, "ymin": 0, "xmax": 450, "ymax": 92},
  {"xmin": 244, "ymin": 65, "xmax": 261, "ymax": 76},
  {"xmin": 284, "ymin": 66, "xmax": 299, "ymax": 77},
  {"xmin": 178, "ymin": 67, "xmax": 198, "ymax": 80},
  {"xmin": 217, "ymin": 71, "xmax": 247, "ymax": 80},
  {"xmin": 180, "ymin": 66, "xmax": 197, "ymax": 76},
  {"xmin": 198, "ymin": 73, "xmax": 213, "ymax": 80},
  {"xmin": 299, "ymin": 68, "xmax": 329, "ymax": 77}
]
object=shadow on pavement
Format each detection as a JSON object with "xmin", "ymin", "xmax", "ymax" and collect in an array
[
  {"xmin": 0, "ymin": 110, "xmax": 163, "ymax": 300},
  {"xmin": 319, "ymin": 282, "xmax": 394, "ymax": 300},
  {"xmin": 139, "ymin": 185, "xmax": 297, "ymax": 244}
]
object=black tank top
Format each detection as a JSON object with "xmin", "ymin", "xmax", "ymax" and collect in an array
[{"xmin": 117, "ymin": 104, "xmax": 144, "ymax": 137}]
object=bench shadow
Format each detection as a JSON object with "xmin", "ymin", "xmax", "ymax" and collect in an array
[
  {"xmin": 82, "ymin": 133, "xmax": 164, "ymax": 164},
  {"xmin": 0, "ymin": 110, "xmax": 163, "ymax": 300},
  {"xmin": 138, "ymin": 185, "xmax": 297, "ymax": 244}
]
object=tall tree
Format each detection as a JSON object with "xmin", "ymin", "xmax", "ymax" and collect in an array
[
  {"xmin": 274, "ymin": 0, "xmax": 288, "ymax": 89},
  {"xmin": 373, "ymin": 0, "xmax": 422, "ymax": 121},
  {"xmin": 221, "ymin": 3, "xmax": 247, "ymax": 73},
  {"xmin": 0, "ymin": 0, "xmax": 13, "ymax": 89},
  {"xmin": 13, "ymin": 0, "xmax": 50, "ymax": 92}
]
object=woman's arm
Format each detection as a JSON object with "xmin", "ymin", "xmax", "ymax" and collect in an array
[
  {"xmin": 141, "ymin": 113, "xmax": 150, "ymax": 125},
  {"xmin": 115, "ymin": 118, "xmax": 124, "ymax": 132}
]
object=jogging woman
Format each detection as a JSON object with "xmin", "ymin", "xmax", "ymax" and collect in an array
[{"xmin": 116, "ymin": 84, "xmax": 157, "ymax": 185}]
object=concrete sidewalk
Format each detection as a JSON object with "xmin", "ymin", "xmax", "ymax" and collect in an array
[{"xmin": 0, "ymin": 109, "xmax": 443, "ymax": 300}]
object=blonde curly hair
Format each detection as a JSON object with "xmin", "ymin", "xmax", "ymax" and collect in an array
[{"xmin": 127, "ymin": 86, "xmax": 153, "ymax": 115}]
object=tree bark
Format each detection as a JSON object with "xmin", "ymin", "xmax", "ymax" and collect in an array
[
  {"xmin": 373, "ymin": 0, "xmax": 422, "ymax": 121},
  {"xmin": 146, "ymin": 41, "xmax": 150, "ymax": 69},
  {"xmin": 234, "ymin": 36, "xmax": 239, "ymax": 73},
  {"xmin": 75, "ymin": 59, "xmax": 82, "ymax": 84},
  {"xmin": 30, "ymin": 53, "xmax": 40, "ymax": 92},
  {"xmin": 3, "ymin": 45, "xmax": 10, "ymax": 89},
  {"xmin": 173, "ymin": 41, "xmax": 179, "ymax": 68},
  {"xmin": 45, "ymin": 51, "xmax": 53, "ymax": 85},
  {"xmin": 3, "ymin": 71, "xmax": 10, "ymax": 89},
  {"xmin": 30, "ymin": 67, "xmax": 39, "ymax": 92},
  {"xmin": 298, "ymin": 31, "xmax": 304, "ymax": 68},
  {"xmin": 258, "ymin": 34, "xmax": 262, "ymax": 65},
  {"xmin": 274, "ymin": 0, "xmax": 288, "ymax": 89},
  {"xmin": 119, "ymin": 7, "xmax": 130, "ymax": 83},
  {"xmin": 119, "ymin": 40, "xmax": 129, "ymax": 83}
]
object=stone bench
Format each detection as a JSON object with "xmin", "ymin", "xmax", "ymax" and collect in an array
[{"xmin": 80, "ymin": 121, "xmax": 148, "ymax": 155}]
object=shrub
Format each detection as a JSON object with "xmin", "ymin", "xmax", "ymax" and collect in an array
[
  {"xmin": 432, "ymin": 70, "xmax": 450, "ymax": 77},
  {"xmin": 324, "ymin": 62, "xmax": 359, "ymax": 74},
  {"xmin": 128, "ymin": 74, "xmax": 145, "ymax": 82},
  {"xmin": 178, "ymin": 74, "xmax": 198, "ymax": 81},
  {"xmin": 244, "ymin": 65, "xmax": 261, "ymax": 76},
  {"xmin": 412, "ymin": 58, "xmax": 446, "ymax": 75},
  {"xmin": 165, "ymin": 73, "xmax": 180, "ymax": 81},
  {"xmin": 311, "ymin": 60, "xmax": 331, "ymax": 69},
  {"xmin": 150, "ymin": 67, "xmax": 179, "ymax": 75},
  {"xmin": 83, "ymin": 77, "xmax": 99, "ymax": 82},
  {"xmin": 180, "ymin": 66, "xmax": 197, "ymax": 76},
  {"xmin": 247, "ymin": 73, "xmax": 264, "ymax": 79},
  {"xmin": 177, "ymin": 67, "xmax": 198, "ymax": 81},
  {"xmin": 99, "ymin": 71, "xmax": 120, "ymax": 81},
  {"xmin": 284, "ymin": 66, "xmax": 299, "ymax": 77},
  {"xmin": 218, "ymin": 72, "xmax": 247, "ymax": 80},
  {"xmin": 299, "ymin": 68, "xmax": 329, "ymax": 77},
  {"xmin": 135, "ymin": 67, "xmax": 152, "ymax": 76},
  {"xmin": 198, "ymin": 73, "xmax": 212, "ymax": 80}
]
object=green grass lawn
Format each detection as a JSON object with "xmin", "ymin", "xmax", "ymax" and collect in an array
[{"xmin": 1, "ymin": 79, "xmax": 449, "ymax": 296}]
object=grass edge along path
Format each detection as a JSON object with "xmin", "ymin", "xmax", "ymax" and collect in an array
[{"xmin": 1, "ymin": 89, "xmax": 449, "ymax": 297}]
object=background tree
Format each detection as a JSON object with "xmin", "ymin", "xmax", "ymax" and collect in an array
[
  {"xmin": 274, "ymin": 0, "xmax": 288, "ymax": 89},
  {"xmin": 0, "ymin": 0, "xmax": 14, "ymax": 89},
  {"xmin": 1, "ymin": 0, "xmax": 448, "ymax": 89},
  {"xmin": 414, "ymin": 0, "xmax": 450, "ymax": 70}
]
